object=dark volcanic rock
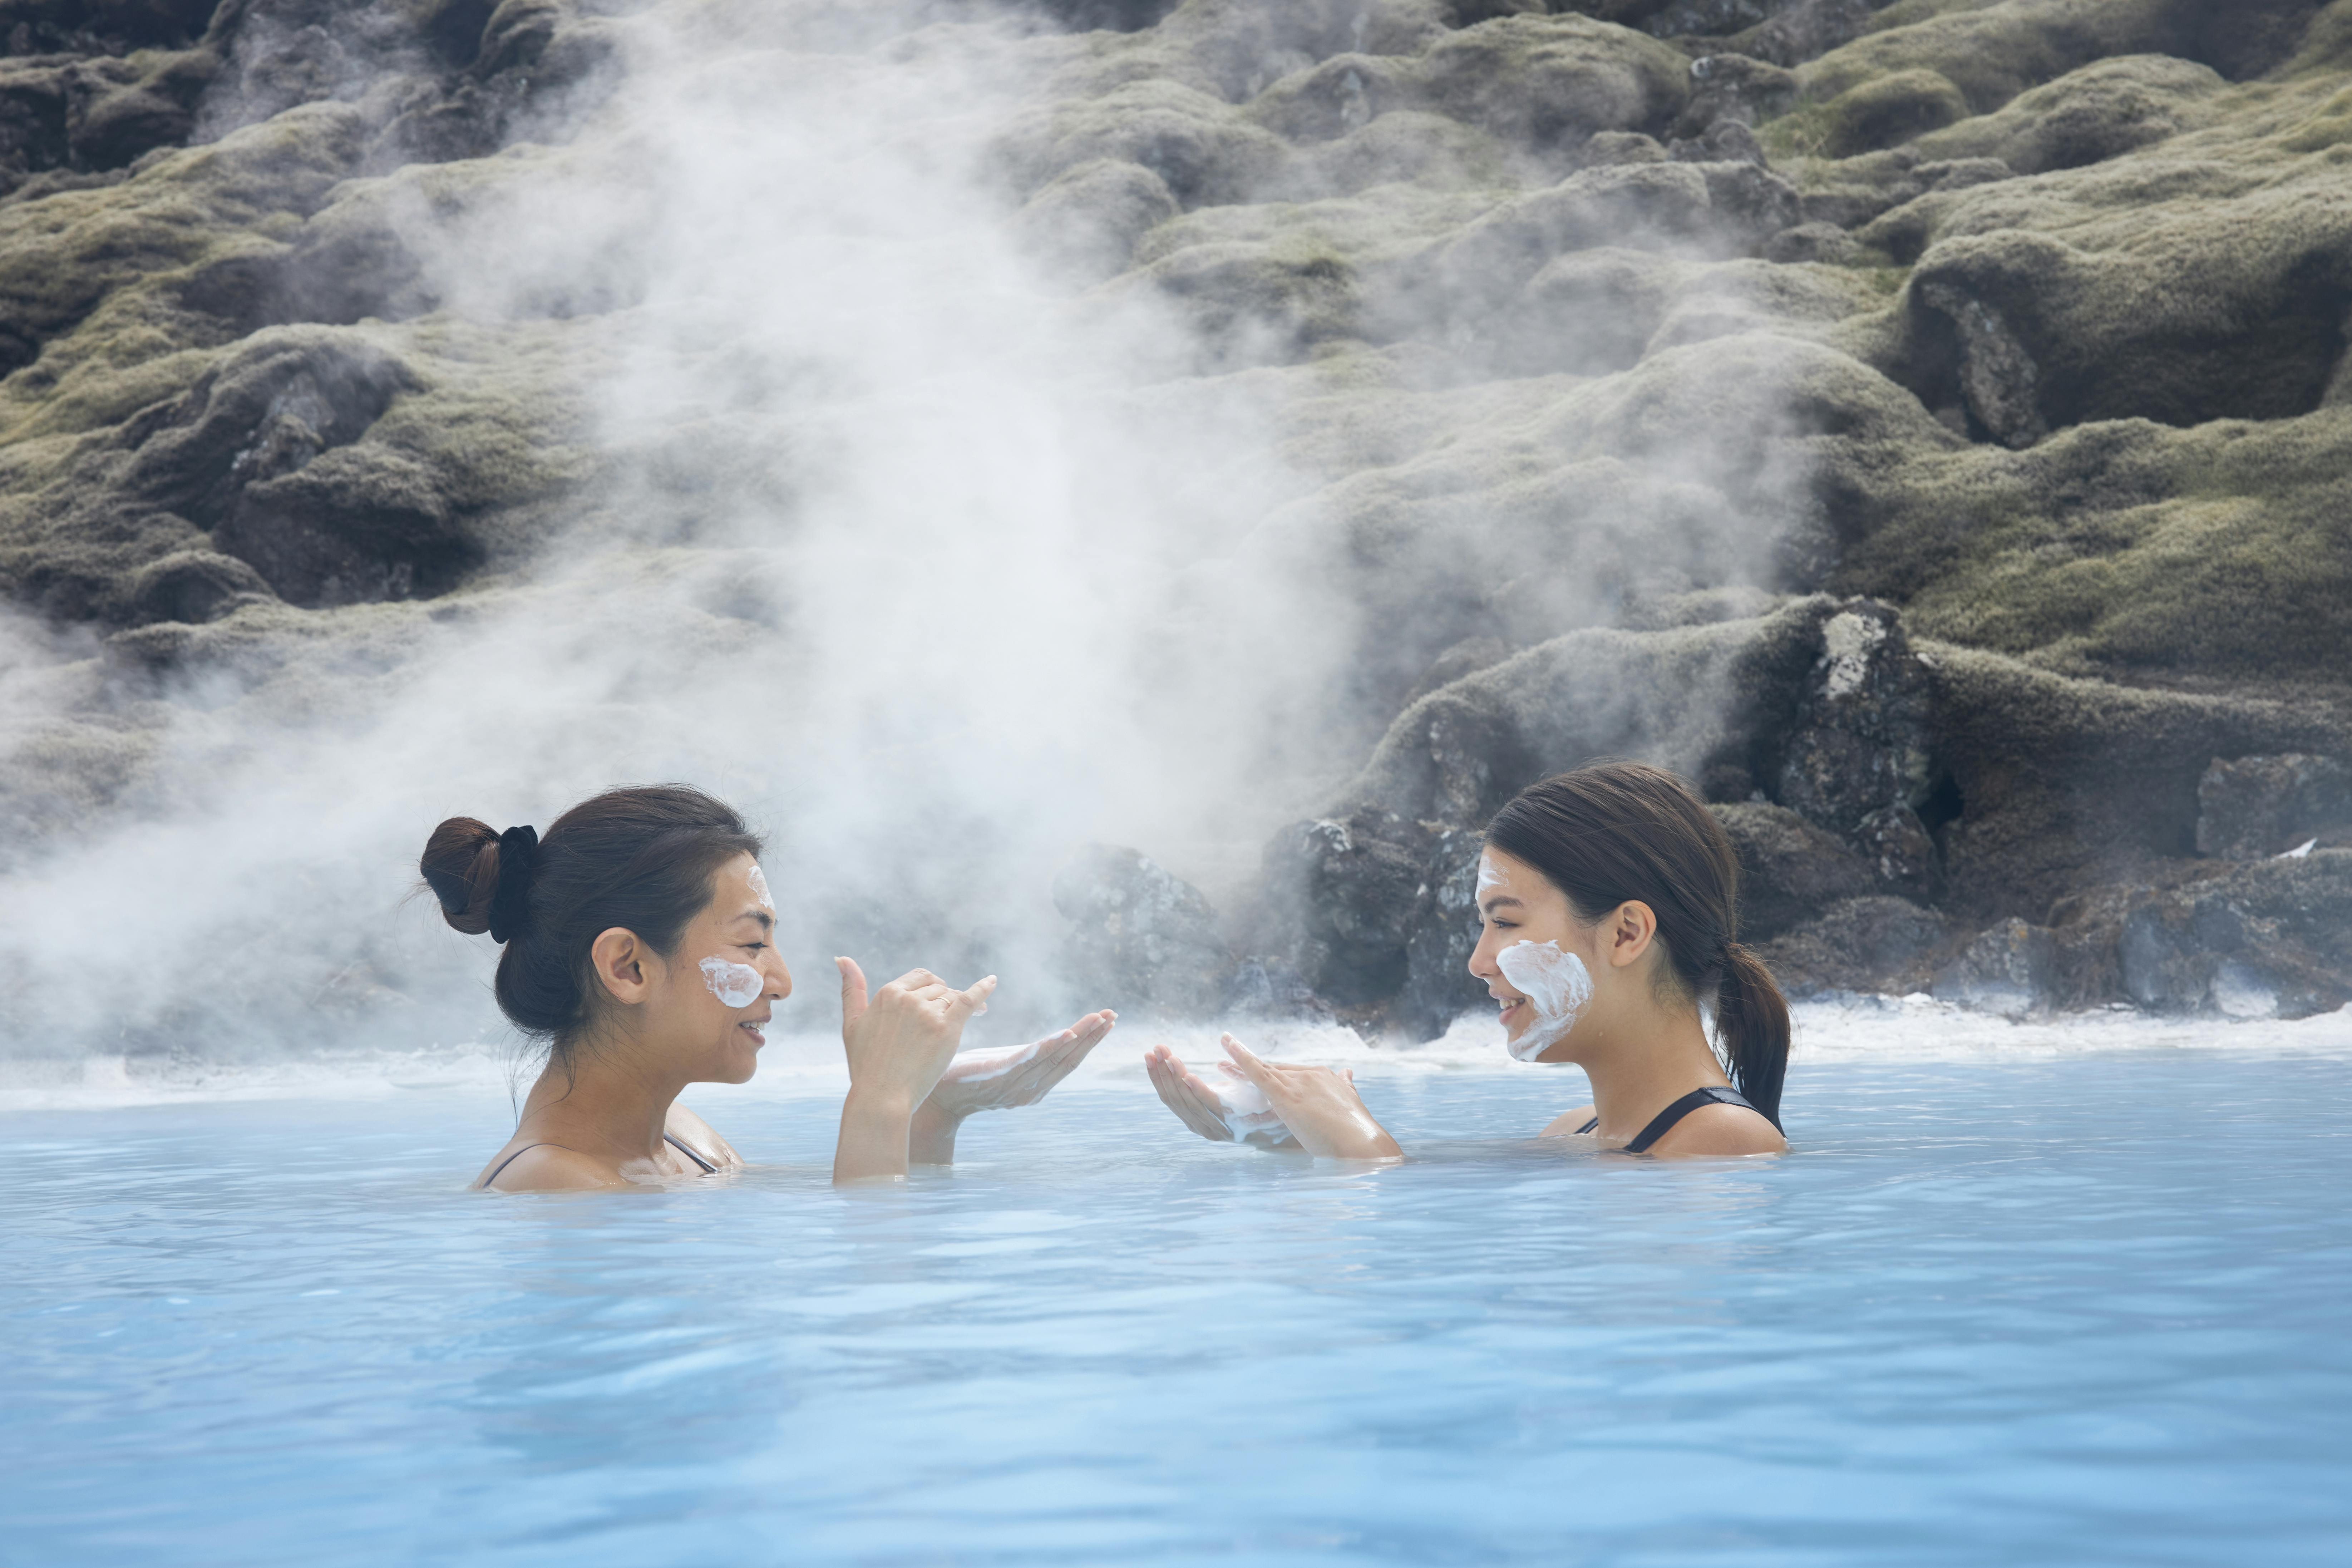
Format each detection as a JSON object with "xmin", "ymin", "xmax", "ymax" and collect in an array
[
  {"xmin": 1766, "ymin": 598, "xmax": 1934, "ymax": 839},
  {"xmin": 1052, "ymin": 843, "xmax": 1236, "ymax": 1016},
  {"xmin": 1398, "ymin": 824, "xmax": 1487, "ymax": 1040},
  {"xmin": 122, "ymin": 335, "xmax": 414, "ymax": 530},
  {"xmin": 111, "ymin": 331, "xmax": 477, "ymax": 607},
  {"xmin": 1710, "ymin": 800, "xmax": 1874, "ymax": 941},
  {"xmin": 1757, "ymin": 893, "xmax": 1945, "ymax": 997},
  {"xmin": 1248, "ymin": 809, "xmax": 1433, "ymax": 1010},
  {"xmin": 1932, "ymin": 915, "xmax": 2056, "ymax": 1018},
  {"xmin": 2049, "ymin": 854, "xmax": 2352, "ymax": 1019},
  {"xmin": 2196, "ymin": 754, "xmax": 2352, "ymax": 860}
]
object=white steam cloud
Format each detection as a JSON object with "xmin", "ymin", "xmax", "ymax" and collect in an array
[
  {"xmin": 0, "ymin": 0, "xmax": 1361, "ymax": 1064},
  {"xmin": 0, "ymin": 0, "xmax": 1816, "ymax": 1069}
]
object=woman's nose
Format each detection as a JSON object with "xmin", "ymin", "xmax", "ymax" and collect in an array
[
  {"xmin": 768, "ymin": 956, "xmax": 794, "ymax": 999},
  {"xmin": 1465, "ymin": 931, "xmax": 1499, "ymax": 980}
]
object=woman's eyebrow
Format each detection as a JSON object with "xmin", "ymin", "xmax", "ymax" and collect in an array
[
  {"xmin": 735, "ymin": 907, "xmax": 775, "ymax": 931},
  {"xmin": 1479, "ymin": 895, "xmax": 1524, "ymax": 913}
]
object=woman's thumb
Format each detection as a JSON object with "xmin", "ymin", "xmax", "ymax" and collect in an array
[{"xmin": 836, "ymin": 956, "xmax": 869, "ymax": 1024}]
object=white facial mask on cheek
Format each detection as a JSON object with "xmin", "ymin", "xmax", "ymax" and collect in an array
[
  {"xmin": 699, "ymin": 956, "xmax": 763, "ymax": 1009},
  {"xmin": 746, "ymin": 864, "xmax": 774, "ymax": 910},
  {"xmin": 1496, "ymin": 940, "xmax": 1593, "ymax": 1062}
]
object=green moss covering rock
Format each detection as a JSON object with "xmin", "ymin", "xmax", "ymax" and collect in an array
[{"xmin": 5, "ymin": 0, "xmax": 2351, "ymax": 1029}]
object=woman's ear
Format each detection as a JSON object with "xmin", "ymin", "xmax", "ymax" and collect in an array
[
  {"xmin": 590, "ymin": 927, "xmax": 654, "ymax": 1005},
  {"xmin": 1606, "ymin": 901, "xmax": 1658, "ymax": 969}
]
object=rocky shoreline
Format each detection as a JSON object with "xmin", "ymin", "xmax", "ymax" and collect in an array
[{"xmin": 3, "ymin": 0, "xmax": 2347, "ymax": 1045}]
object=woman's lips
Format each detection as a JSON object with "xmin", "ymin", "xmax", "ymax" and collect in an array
[{"xmin": 738, "ymin": 1020, "xmax": 766, "ymax": 1046}]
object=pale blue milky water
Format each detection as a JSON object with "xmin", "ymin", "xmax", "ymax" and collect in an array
[{"xmin": 4, "ymin": 1053, "xmax": 2349, "ymax": 1566}]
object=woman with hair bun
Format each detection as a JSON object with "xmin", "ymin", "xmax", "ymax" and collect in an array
[
  {"xmin": 1146, "ymin": 760, "xmax": 1788, "ymax": 1159},
  {"xmin": 421, "ymin": 784, "xmax": 1115, "ymax": 1191}
]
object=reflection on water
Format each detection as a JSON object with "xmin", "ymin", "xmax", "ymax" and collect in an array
[{"xmin": 6, "ymin": 1054, "xmax": 2351, "ymax": 1564}]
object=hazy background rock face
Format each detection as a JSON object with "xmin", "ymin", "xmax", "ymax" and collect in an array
[{"xmin": 1, "ymin": 0, "xmax": 2349, "ymax": 1060}]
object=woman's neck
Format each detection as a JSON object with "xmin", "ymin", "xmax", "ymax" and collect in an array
[
  {"xmin": 1576, "ymin": 1002, "xmax": 1731, "ymax": 1143},
  {"xmin": 517, "ymin": 1034, "xmax": 686, "ymax": 1169}
]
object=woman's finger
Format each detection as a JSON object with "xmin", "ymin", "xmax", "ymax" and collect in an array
[
  {"xmin": 951, "ymin": 975, "xmax": 999, "ymax": 1012},
  {"xmin": 836, "ymin": 957, "xmax": 869, "ymax": 1037},
  {"xmin": 1147, "ymin": 1051, "xmax": 1229, "ymax": 1141},
  {"xmin": 1219, "ymin": 1033, "xmax": 1274, "ymax": 1088}
]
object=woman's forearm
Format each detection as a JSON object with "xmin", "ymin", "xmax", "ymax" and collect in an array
[
  {"xmin": 907, "ymin": 1103, "xmax": 962, "ymax": 1165},
  {"xmin": 833, "ymin": 1088, "xmax": 914, "ymax": 1183},
  {"xmin": 1310, "ymin": 1115, "xmax": 1403, "ymax": 1160}
]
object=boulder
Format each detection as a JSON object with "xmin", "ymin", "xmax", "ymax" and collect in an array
[
  {"xmin": 1766, "ymin": 599, "xmax": 1934, "ymax": 838},
  {"xmin": 1246, "ymin": 809, "xmax": 1433, "ymax": 1008},
  {"xmin": 126, "ymin": 548, "xmax": 276, "ymax": 625},
  {"xmin": 1710, "ymin": 801, "xmax": 1875, "ymax": 941},
  {"xmin": 1913, "ymin": 645, "xmax": 2352, "ymax": 920},
  {"xmin": 1756, "ymin": 893, "xmax": 1946, "ymax": 997},
  {"xmin": 1398, "ymin": 823, "xmax": 1487, "ymax": 1039},
  {"xmin": 1052, "ymin": 843, "xmax": 1238, "ymax": 1017},
  {"xmin": 1671, "ymin": 52, "xmax": 1799, "ymax": 139},
  {"xmin": 1932, "ymin": 915, "xmax": 2056, "ymax": 1018},
  {"xmin": 1908, "ymin": 54, "xmax": 2224, "ymax": 175},
  {"xmin": 120, "ymin": 334, "xmax": 415, "ymax": 529},
  {"xmin": 2048, "ymin": 853, "xmax": 2352, "ymax": 1019},
  {"xmin": 2196, "ymin": 755, "xmax": 2352, "ymax": 861}
]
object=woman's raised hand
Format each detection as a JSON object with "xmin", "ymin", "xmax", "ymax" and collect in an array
[
  {"xmin": 908, "ymin": 1010, "xmax": 1117, "ymax": 1163},
  {"xmin": 833, "ymin": 957, "xmax": 997, "ymax": 1182},
  {"xmin": 925, "ymin": 1011, "xmax": 1117, "ymax": 1118},
  {"xmin": 1214, "ymin": 1034, "xmax": 1401, "ymax": 1160}
]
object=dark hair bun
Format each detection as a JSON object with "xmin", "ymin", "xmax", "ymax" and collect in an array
[
  {"xmin": 421, "ymin": 785, "xmax": 761, "ymax": 1053},
  {"xmin": 420, "ymin": 816, "xmax": 501, "ymax": 935}
]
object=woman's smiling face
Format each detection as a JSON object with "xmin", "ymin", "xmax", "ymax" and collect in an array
[
  {"xmin": 1466, "ymin": 847, "xmax": 1590, "ymax": 1059},
  {"xmin": 665, "ymin": 853, "xmax": 793, "ymax": 1083}
]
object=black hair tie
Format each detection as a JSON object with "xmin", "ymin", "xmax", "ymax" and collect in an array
[{"xmin": 487, "ymin": 824, "xmax": 539, "ymax": 944}]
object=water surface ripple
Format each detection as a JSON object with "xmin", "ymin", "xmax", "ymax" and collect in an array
[{"xmin": 5, "ymin": 1054, "xmax": 2348, "ymax": 1564}]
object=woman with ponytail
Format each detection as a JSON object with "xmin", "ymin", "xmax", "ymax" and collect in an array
[
  {"xmin": 1146, "ymin": 760, "xmax": 1788, "ymax": 1159},
  {"xmin": 421, "ymin": 785, "xmax": 1114, "ymax": 1191}
]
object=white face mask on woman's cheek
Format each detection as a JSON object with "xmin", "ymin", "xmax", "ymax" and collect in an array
[
  {"xmin": 1496, "ymin": 940, "xmax": 1593, "ymax": 1062},
  {"xmin": 699, "ymin": 956, "xmax": 763, "ymax": 1009}
]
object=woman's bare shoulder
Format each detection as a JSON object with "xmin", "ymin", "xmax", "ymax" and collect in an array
[
  {"xmin": 665, "ymin": 1102, "xmax": 741, "ymax": 1167},
  {"xmin": 1647, "ymin": 1102, "xmax": 1787, "ymax": 1157},
  {"xmin": 476, "ymin": 1145, "xmax": 622, "ymax": 1192},
  {"xmin": 1539, "ymin": 1104, "xmax": 1598, "ymax": 1138}
]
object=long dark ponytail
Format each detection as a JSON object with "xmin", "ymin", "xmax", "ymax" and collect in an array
[{"xmin": 1484, "ymin": 760, "xmax": 1790, "ymax": 1125}]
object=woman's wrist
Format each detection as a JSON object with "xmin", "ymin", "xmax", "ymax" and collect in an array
[
  {"xmin": 833, "ymin": 1086, "xmax": 916, "ymax": 1182},
  {"xmin": 907, "ymin": 1101, "xmax": 963, "ymax": 1165}
]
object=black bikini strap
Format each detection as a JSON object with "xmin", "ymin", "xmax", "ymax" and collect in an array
[
  {"xmin": 1624, "ymin": 1087, "xmax": 1756, "ymax": 1154},
  {"xmin": 664, "ymin": 1132, "xmax": 718, "ymax": 1173},
  {"xmin": 1576, "ymin": 1116, "xmax": 1599, "ymax": 1134},
  {"xmin": 479, "ymin": 1142, "xmax": 558, "ymax": 1189}
]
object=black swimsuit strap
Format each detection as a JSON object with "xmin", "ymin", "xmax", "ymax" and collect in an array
[
  {"xmin": 664, "ymin": 1132, "xmax": 718, "ymax": 1173},
  {"xmin": 1624, "ymin": 1086, "xmax": 1758, "ymax": 1154},
  {"xmin": 1576, "ymin": 1116, "xmax": 1600, "ymax": 1134},
  {"xmin": 479, "ymin": 1143, "xmax": 560, "ymax": 1189}
]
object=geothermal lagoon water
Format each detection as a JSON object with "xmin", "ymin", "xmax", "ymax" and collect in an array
[{"xmin": 6, "ymin": 1014, "xmax": 2351, "ymax": 1565}]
